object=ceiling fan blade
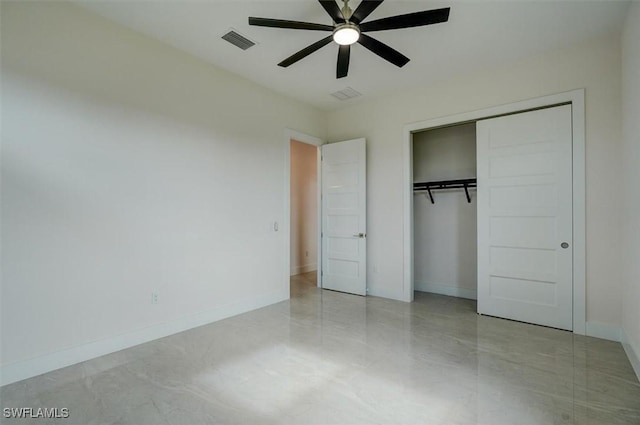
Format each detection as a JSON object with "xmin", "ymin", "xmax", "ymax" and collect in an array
[
  {"xmin": 350, "ymin": 0, "xmax": 384, "ymax": 24},
  {"xmin": 249, "ymin": 17, "xmax": 333, "ymax": 31},
  {"xmin": 337, "ymin": 45, "xmax": 350, "ymax": 78},
  {"xmin": 360, "ymin": 8, "xmax": 450, "ymax": 32},
  {"xmin": 278, "ymin": 35, "xmax": 334, "ymax": 68},
  {"xmin": 318, "ymin": 0, "xmax": 345, "ymax": 23},
  {"xmin": 358, "ymin": 33, "xmax": 409, "ymax": 67}
]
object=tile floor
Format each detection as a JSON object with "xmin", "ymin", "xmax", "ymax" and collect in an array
[{"xmin": 2, "ymin": 271, "xmax": 639, "ymax": 424}]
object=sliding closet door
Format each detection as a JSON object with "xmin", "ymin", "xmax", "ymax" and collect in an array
[{"xmin": 476, "ymin": 105, "xmax": 573, "ymax": 330}]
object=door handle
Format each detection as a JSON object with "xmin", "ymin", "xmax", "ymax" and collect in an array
[
  {"xmin": 352, "ymin": 233, "xmax": 366, "ymax": 238},
  {"xmin": 561, "ymin": 242, "xmax": 569, "ymax": 249}
]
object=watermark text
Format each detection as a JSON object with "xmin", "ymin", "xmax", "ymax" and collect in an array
[{"xmin": 3, "ymin": 407, "xmax": 69, "ymax": 419}]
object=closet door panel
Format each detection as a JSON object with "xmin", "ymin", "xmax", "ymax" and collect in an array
[{"xmin": 477, "ymin": 105, "xmax": 573, "ymax": 330}]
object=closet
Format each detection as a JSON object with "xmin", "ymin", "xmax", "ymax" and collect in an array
[
  {"xmin": 411, "ymin": 104, "xmax": 574, "ymax": 331},
  {"xmin": 412, "ymin": 123, "xmax": 478, "ymax": 300}
]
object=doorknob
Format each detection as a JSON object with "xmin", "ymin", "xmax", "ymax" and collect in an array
[
  {"xmin": 561, "ymin": 242, "xmax": 569, "ymax": 249},
  {"xmin": 353, "ymin": 233, "xmax": 366, "ymax": 238}
]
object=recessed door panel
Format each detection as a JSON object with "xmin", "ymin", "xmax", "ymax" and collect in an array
[
  {"xmin": 489, "ymin": 184, "xmax": 558, "ymax": 211},
  {"xmin": 490, "ymin": 247, "xmax": 557, "ymax": 283},
  {"xmin": 489, "ymin": 217, "xmax": 557, "ymax": 250}
]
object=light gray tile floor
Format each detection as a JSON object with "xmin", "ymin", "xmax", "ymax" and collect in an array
[{"xmin": 2, "ymin": 271, "xmax": 639, "ymax": 424}]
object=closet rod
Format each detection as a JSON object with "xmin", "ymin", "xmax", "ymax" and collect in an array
[{"xmin": 413, "ymin": 178, "xmax": 477, "ymax": 204}]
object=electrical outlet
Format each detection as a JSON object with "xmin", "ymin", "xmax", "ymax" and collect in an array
[
  {"xmin": 151, "ymin": 292, "xmax": 159, "ymax": 305},
  {"xmin": 305, "ymin": 250, "xmax": 309, "ymax": 257}
]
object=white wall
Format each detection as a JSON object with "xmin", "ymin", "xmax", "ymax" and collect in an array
[
  {"xmin": 327, "ymin": 34, "xmax": 623, "ymax": 329},
  {"xmin": 413, "ymin": 124, "xmax": 477, "ymax": 299},
  {"xmin": 621, "ymin": 1, "xmax": 640, "ymax": 379},
  {"xmin": 0, "ymin": 2, "xmax": 325, "ymax": 384},
  {"xmin": 290, "ymin": 140, "xmax": 318, "ymax": 275}
]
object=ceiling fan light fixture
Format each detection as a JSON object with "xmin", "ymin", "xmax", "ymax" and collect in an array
[{"xmin": 333, "ymin": 24, "xmax": 360, "ymax": 45}]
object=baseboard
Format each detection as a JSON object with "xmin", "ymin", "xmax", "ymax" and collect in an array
[
  {"xmin": 585, "ymin": 321, "xmax": 621, "ymax": 342},
  {"xmin": 415, "ymin": 281, "xmax": 477, "ymax": 300},
  {"xmin": 621, "ymin": 328, "xmax": 640, "ymax": 382},
  {"xmin": 290, "ymin": 263, "xmax": 317, "ymax": 276},
  {"xmin": 0, "ymin": 293, "xmax": 286, "ymax": 387}
]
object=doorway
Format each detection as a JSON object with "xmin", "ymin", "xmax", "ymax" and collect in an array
[
  {"xmin": 283, "ymin": 132, "xmax": 368, "ymax": 298},
  {"xmin": 402, "ymin": 89, "xmax": 587, "ymax": 334},
  {"xmin": 283, "ymin": 129, "xmax": 323, "ymax": 297},
  {"xmin": 412, "ymin": 123, "xmax": 478, "ymax": 300},
  {"xmin": 290, "ymin": 139, "xmax": 319, "ymax": 295}
]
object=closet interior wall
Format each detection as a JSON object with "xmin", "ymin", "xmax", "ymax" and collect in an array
[{"xmin": 413, "ymin": 123, "xmax": 478, "ymax": 299}]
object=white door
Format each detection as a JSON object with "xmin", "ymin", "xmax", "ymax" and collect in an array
[
  {"xmin": 476, "ymin": 105, "xmax": 573, "ymax": 330},
  {"xmin": 321, "ymin": 138, "xmax": 367, "ymax": 296}
]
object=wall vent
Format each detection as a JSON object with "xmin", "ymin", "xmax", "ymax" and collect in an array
[
  {"xmin": 221, "ymin": 30, "xmax": 256, "ymax": 50},
  {"xmin": 330, "ymin": 87, "xmax": 362, "ymax": 101}
]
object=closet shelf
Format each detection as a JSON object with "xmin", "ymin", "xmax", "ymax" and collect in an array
[{"xmin": 413, "ymin": 178, "xmax": 477, "ymax": 204}]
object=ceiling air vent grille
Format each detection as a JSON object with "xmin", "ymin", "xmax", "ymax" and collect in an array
[
  {"xmin": 222, "ymin": 30, "xmax": 255, "ymax": 50},
  {"xmin": 330, "ymin": 87, "xmax": 362, "ymax": 101}
]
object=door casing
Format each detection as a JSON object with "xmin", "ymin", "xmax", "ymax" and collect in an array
[{"xmin": 402, "ymin": 89, "xmax": 586, "ymax": 335}]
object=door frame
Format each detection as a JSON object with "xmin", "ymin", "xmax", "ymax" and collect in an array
[
  {"xmin": 284, "ymin": 129, "xmax": 324, "ymax": 295},
  {"xmin": 402, "ymin": 89, "xmax": 586, "ymax": 335}
]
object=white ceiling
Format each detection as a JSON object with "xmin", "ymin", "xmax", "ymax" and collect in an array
[{"xmin": 77, "ymin": 0, "xmax": 629, "ymax": 111}]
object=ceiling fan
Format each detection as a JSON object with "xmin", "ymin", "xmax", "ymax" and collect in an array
[{"xmin": 248, "ymin": 0, "xmax": 450, "ymax": 79}]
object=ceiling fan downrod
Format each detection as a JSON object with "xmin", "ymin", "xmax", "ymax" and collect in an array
[{"xmin": 341, "ymin": 0, "xmax": 353, "ymax": 21}]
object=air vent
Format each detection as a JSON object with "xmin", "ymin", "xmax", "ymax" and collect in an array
[
  {"xmin": 221, "ymin": 30, "xmax": 255, "ymax": 50},
  {"xmin": 330, "ymin": 87, "xmax": 362, "ymax": 101}
]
